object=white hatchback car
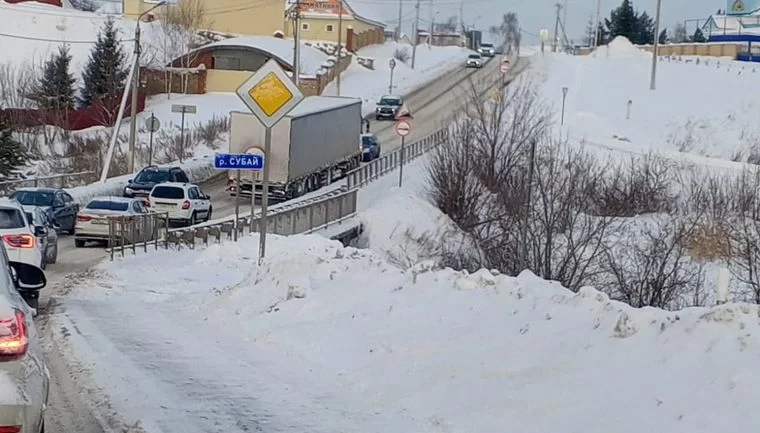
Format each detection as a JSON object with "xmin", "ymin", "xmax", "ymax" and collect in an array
[
  {"xmin": 0, "ymin": 241, "xmax": 49, "ymax": 433},
  {"xmin": 74, "ymin": 196, "xmax": 153, "ymax": 248},
  {"xmin": 0, "ymin": 200, "xmax": 45, "ymax": 270},
  {"xmin": 148, "ymin": 182, "xmax": 212, "ymax": 226}
]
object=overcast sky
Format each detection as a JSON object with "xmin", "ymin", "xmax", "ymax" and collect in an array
[{"xmin": 354, "ymin": 0, "xmax": 724, "ymax": 43}]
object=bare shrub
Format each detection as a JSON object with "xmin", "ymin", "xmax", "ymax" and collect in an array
[
  {"xmin": 600, "ymin": 215, "xmax": 706, "ymax": 309},
  {"xmin": 193, "ymin": 115, "xmax": 228, "ymax": 149},
  {"xmin": 51, "ymin": 131, "xmax": 129, "ymax": 179},
  {"xmin": 589, "ymin": 154, "xmax": 675, "ymax": 217},
  {"xmin": 393, "ymin": 47, "xmax": 410, "ymax": 63}
]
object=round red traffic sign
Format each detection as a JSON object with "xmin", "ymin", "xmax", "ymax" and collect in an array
[
  {"xmin": 500, "ymin": 63, "xmax": 510, "ymax": 73},
  {"xmin": 395, "ymin": 119, "xmax": 411, "ymax": 137}
]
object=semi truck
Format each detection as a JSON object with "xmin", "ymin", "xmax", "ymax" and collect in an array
[{"xmin": 227, "ymin": 96, "xmax": 363, "ymax": 201}]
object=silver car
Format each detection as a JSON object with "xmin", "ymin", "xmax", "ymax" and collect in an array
[
  {"xmin": 0, "ymin": 241, "xmax": 49, "ymax": 433},
  {"xmin": 74, "ymin": 196, "xmax": 155, "ymax": 248}
]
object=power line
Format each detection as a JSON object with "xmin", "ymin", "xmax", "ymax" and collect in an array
[{"xmin": 0, "ymin": 30, "xmax": 133, "ymax": 44}]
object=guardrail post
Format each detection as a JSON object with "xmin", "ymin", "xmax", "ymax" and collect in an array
[
  {"xmin": 142, "ymin": 215, "xmax": 148, "ymax": 253},
  {"xmin": 309, "ymin": 205, "xmax": 314, "ymax": 230},
  {"xmin": 119, "ymin": 219, "xmax": 125, "ymax": 257},
  {"xmin": 130, "ymin": 218, "xmax": 136, "ymax": 255},
  {"xmin": 109, "ymin": 219, "xmax": 114, "ymax": 261}
]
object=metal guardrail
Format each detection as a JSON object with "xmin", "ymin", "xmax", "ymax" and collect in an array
[
  {"xmin": 0, "ymin": 171, "xmax": 96, "ymax": 193},
  {"xmin": 106, "ymin": 212, "xmax": 170, "ymax": 260},
  {"xmin": 346, "ymin": 128, "xmax": 448, "ymax": 189}
]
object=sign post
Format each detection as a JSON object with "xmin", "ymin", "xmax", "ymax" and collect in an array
[
  {"xmin": 388, "ymin": 58, "xmax": 396, "ymax": 94},
  {"xmin": 394, "ymin": 119, "xmax": 411, "ymax": 187},
  {"xmin": 171, "ymin": 104, "xmax": 196, "ymax": 163},
  {"xmin": 561, "ymin": 86, "xmax": 568, "ymax": 126},
  {"xmin": 235, "ymin": 59, "xmax": 304, "ymax": 262},
  {"xmin": 213, "ymin": 153, "xmax": 265, "ymax": 241},
  {"xmin": 144, "ymin": 113, "xmax": 161, "ymax": 166}
]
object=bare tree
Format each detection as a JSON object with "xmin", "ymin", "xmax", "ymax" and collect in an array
[
  {"xmin": 490, "ymin": 12, "xmax": 520, "ymax": 55},
  {"xmin": 435, "ymin": 16, "xmax": 458, "ymax": 33},
  {"xmin": 672, "ymin": 23, "xmax": 688, "ymax": 43}
]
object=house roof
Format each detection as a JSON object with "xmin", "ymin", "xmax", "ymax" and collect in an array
[
  {"xmin": 182, "ymin": 36, "xmax": 329, "ymax": 75},
  {"xmin": 285, "ymin": 0, "xmax": 386, "ymax": 28}
]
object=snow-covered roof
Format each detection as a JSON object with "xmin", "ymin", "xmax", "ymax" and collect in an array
[
  {"xmin": 284, "ymin": 0, "xmax": 385, "ymax": 28},
  {"xmin": 704, "ymin": 14, "xmax": 760, "ymax": 34},
  {"xmin": 288, "ymin": 96, "xmax": 361, "ymax": 118},
  {"xmin": 185, "ymin": 36, "xmax": 328, "ymax": 75}
]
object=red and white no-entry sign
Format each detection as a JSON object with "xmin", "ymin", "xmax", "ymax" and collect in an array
[
  {"xmin": 395, "ymin": 119, "xmax": 411, "ymax": 137},
  {"xmin": 500, "ymin": 62, "xmax": 510, "ymax": 73}
]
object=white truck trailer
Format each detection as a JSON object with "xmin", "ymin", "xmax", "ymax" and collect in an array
[{"xmin": 227, "ymin": 96, "xmax": 363, "ymax": 201}]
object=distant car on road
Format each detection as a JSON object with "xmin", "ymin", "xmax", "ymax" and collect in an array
[
  {"xmin": 75, "ymin": 196, "xmax": 154, "ymax": 248},
  {"xmin": 375, "ymin": 94, "xmax": 404, "ymax": 120},
  {"xmin": 123, "ymin": 165, "xmax": 190, "ymax": 199},
  {"xmin": 466, "ymin": 53, "xmax": 483, "ymax": 68},
  {"xmin": 148, "ymin": 182, "xmax": 212, "ymax": 227},
  {"xmin": 361, "ymin": 133, "xmax": 381, "ymax": 161},
  {"xmin": 478, "ymin": 42, "xmax": 495, "ymax": 57},
  {"xmin": 0, "ymin": 239, "xmax": 50, "ymax": 429},
  {"xmin": 9, "ymin": 187, "xmax": 78, "ymax": 234},
  {"xmin": 0, "ymin": 199, "xmax": 53, "ymax": 270}
]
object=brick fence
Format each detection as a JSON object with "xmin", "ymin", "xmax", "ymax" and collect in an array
[{"xmin": 346, "ymin": 28, "xmax": 384, "ymax": 52}]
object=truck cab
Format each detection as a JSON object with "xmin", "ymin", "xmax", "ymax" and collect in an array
[{"xmin": 361, "ymin": 133, "xmax": 381, "ymax": 161}]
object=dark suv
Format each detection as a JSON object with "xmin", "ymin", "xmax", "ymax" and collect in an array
[{"xmin": 123, "ymin": 166, "xmax": 190, "ymax": 198}]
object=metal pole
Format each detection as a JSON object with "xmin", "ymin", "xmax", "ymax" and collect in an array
[
  {"xmin": 179, "ymin": 110, "xmax": 185, "ymax": 163},
  {"xmin": 101, "ymin": 54, "xmax": 136, "ymax": 182},
  {"xmin": 428, "ymin": 0, "xmax": 433, "ymax": 46},
  {"xmin": 593, "ymin": 0, "xmax": 601, "ymax": 57},
  {"xmin": 398, "ymin": 135, "xmax": 405, "ymax": 187},
  {"xmin": 520, "ymin": 138, "xmax": 537, "ymax": 270},
  {"xmin": 396, "ymin": 0, "xmax": 403, "ymax": 41},
  {"xmin": 292, "ymin": 0, "xmax": 301, "ymax": 85},
  {"xmin": 128, "ymin": 23, "xmax": 140, "ymax": 174},
  {"xmin": 233, "ymin": 169, "xmax": 240, "ymax": 242},
  {"xmin": 411, "ymin": 0, "xmax": 421, "ymax": 68},
  {"xmin": 389, "ymin": 67, "xmax": 394, "ymax": 94},
  {"xmin": 552, "ymin": 3, "xmax": 561, "ymax": 52},
  {"xmin": 148, "ymin": 114, "xmax": 154, "ymax": 166},
  {"xmin": 561, "ymin": 87, "xmax": 568, "ymax": 125},
  {"xmin": 336, "ymin": 0, "xmax": 343, "ymax": 95},
  {"xmin": 650, "ymin": 0, "xmax": 662, "ymax": 90},
  {"xmin": 259, "ymin": 126, "xmax": 272, "ymax": 263}
]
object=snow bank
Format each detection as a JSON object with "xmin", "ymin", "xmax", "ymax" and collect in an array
[
  {"xmin": 325, "ymin": 41, "xmax": 475, "ymax": 116},
  {"xmin": 542, "ymin": 40, "xmax": 760, "ymax": 164},
  {"xmin": 592, "ymin": 35, "xmax": 649, "ymax": 58},
  {"xmin": 58, "ymin": 229, "xmax": 760, "ymax": 432}
]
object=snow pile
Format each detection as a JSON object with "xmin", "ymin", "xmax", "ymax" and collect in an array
[
  {"xmin": 325, "ymin": 41, "xmax": 475, "ymax": 116},
  {"xmin": 54, "ymin": 229, "xmax": 760, "ymax": 432},
  {"xmin": 539, "ymin": 44, "xmax": 760, "ymax": 163},
  {"xmin": 593, "ymin": 35, "xmax": 649, "ymax": 58}
]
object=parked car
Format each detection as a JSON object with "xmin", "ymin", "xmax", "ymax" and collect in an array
[
  {"xmin": 24, "ymin": 206, "xmax": 58, "ymax": 267},
  {"xmin": 0, "ymin": 240, "xmax": 49, "ymax": 431},
  {"xmin": 74, "ymin": 196, "xmax": 154, "ymax": 248},
  {"xmin": 9, "ymin": 187, "xmax": 79, "ymax": 234},
  {"xmin": 466, "ymin": 53, "xmax": 483, "ymax": 68},
  {"xmin": 148, "ymin": 183, "xmax": 212, "ymax": 227},
  {"xmin": 0, "ymin": 199, "xmax": 49, "ymax": 270},
  {"xmin": 375, "ymin": 94, "xmax": 404, "ymax": 120},
  {"xmin": 361, "ymin": 133, "xmax": 381, "ymax": 161},
  {"xmin": 123, "ymin": 165, "xmax": 190, "ymax": 198}
]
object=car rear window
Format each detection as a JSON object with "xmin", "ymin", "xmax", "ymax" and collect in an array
[
  {"xmin": 9, "ymin": 190, "xmax": 54, "ymax": 206},
  {"xmin": 468, "ymin": 54, "xmax": 481, "ymax": 58},
  {"xmin": 86, "ymin": 200, "xmax": 129, "ymax": 211},
  {"xmin": 0, "ymin": 209, "xmax": 26, "ymax": 229},
  {"xmin": 151, "ymin": 186, "xmax": 185, "ymax": 199}
]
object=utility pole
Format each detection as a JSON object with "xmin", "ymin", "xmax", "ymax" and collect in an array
[
  {"xmin": 552, "ymin": 2, "xmax": 561, "ymax": 52},
  {"xmin": 336, "ymin": 0, "xmax": 343, "ymax": 95},
  {"xmin": 411, "ymin": 0, "xmax": 421, "ymax": 68},
  {"xmin": 650, "ymin": 0, "xmax": 662, "ymax": 89},
  {"xmin": 593, "ymin": 0, "xmax": 601, "ymax": 57},
  {"xmin": 428, "ymin": 0, "xmax": 433, "ymax": 45},
  {"xmin": 292, "ymin": 0, "xmax": 301, "ymax": 85},
  {"xmin": 563, "ymin": 0, "xmax": 567, "ymax": 37},
  {"xmin": 396, "ymin": 0, "xmax": 402, "ymax": 41},
  {"xmin": 459, "ymin": 0, "xmax": 465, "ymax": 47}
]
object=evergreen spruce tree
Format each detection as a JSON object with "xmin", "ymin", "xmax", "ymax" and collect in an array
[
  {"xmin": 30, "ymin": 44, "xmax": 76, "ymax": 110},
  {"xmin": 658, "ymin": 28, "xmax": 668, "ymax": 44},
  {"xmin": 692, "ymin": 28, "xmax": 707, "ymax": 42},
  {"xmin": 0, "ymin": 122, "xmax": 25, "ymax": 179},
  {"xmin": 632, "ymin": 11, "xmax": 654, "ymax": 44},
  {"xmin": 605, "ymin": 0, "xmax": 637, "ymax": 41},
  {"xmin": 79, "ymin": 17, "xmax": 128, "ymax": 108}
]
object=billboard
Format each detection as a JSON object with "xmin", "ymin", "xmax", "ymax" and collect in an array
[{"xmin": 727, "ymin": 0, "xmax": 760, "ymax": 15}]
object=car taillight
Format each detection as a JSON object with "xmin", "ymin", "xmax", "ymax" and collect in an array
[
  {"xmin": 0, "ymin": 310, "xmax": 28, "ymax": 361},
  {"xmin": 182, "ymin": 200, "xmax": 191, "ymax": 209},
  {"xmin": 77, "ymin": 215, "xmax": 91, "ymax": 222},
  {"xmin": 2, "ymin": 235, "xmax": 34, "ymax": 249},
  {"xmin": 0, "ymin": 426, "xmax": 21, "ymax": 433}
]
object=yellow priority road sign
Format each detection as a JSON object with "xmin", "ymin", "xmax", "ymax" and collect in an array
[{"xmin": 236, "ymin": 59, "xmax": 304, "ymax": 128}]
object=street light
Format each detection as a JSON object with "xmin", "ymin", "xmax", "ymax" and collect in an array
[
  {"xmin": 650, "ymin": 0, "xmax": 662, "ymax": 90},
  {"xmin": 561, "ymin": 86, "xmax": 568, "ymax": 125},
  {"xmin": 129, "ymin": 0, "xmax": 169, "ymax": 174}
]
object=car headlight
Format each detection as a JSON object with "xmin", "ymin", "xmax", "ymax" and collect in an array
[
  {"xmin": 376, "ymin": 107, "xmax": 381, "ymax": 112},
  {"xmin": 124, "ymin": 187, "xmax": 134, "ymax": 194}
]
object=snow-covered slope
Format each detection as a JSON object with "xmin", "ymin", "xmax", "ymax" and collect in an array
[{"xmin": 536, "ymin": 36, "xmax": 760, "ymax": 163}]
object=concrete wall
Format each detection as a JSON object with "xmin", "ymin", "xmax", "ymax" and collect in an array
[{"xmin": 123, "ymin": 0, "xmax": 286, "ymax": 37}]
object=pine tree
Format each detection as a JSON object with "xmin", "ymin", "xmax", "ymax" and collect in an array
[
  {"xmin": 658, "ymin": 28, "xmax": 668, "ymax": 44},
  {"xmin": 79, "ymin": 17, "xmax": 128, "ymax": 109},
  {"xmin": 633, "ymin": 11, "xmax": 654, "ymax": 44},
  {"xmin": 692, "ymin": 28, "xmax": 707, "ymax": 43},
  {"xmin": 0, "ymin": 122, "xmax": 25, "ymax": 179},
  {"xmin": 605, "ymin": 0, "xmax": 637, "ymax": 41},
  {"xmin": 30, "ymin": 44, "xmax": 76, "ymax": 110}
]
